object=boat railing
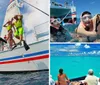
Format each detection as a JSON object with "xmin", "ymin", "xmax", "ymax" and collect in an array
[
  {"xmin": 50, "ymin": 1, "xmax": 70, "ymax": 8},
  {"xmin": 33, "ymin": 21, "xmax": 49, "ymax": 41}
]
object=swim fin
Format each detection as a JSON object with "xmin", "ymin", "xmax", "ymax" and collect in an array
[
  {"xmin": 0, "ymin": 38, "xmax": 7, "ymax": 43},
  {"xmin": 23, "ymin": 40, "xmax": 30, "ymax": 51}
]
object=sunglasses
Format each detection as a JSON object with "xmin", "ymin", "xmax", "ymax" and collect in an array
[{"xmin": 82, "ymin": 15, "xmax": 92, "ymax": 21}]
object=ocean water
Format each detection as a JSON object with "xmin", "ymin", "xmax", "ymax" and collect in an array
[
  {"xmin": 0, "ymin": 71, "xmax": 49, "ymax": 85},
  {"xmin": 50, "ymin": 56, "xmax": 100, "ymax": 80},
  {"xmin": 63, "ymin": 18, "xmax": 80, "ymax": 33},
  {"xmin": 50, "ymin": 44, "xmax": 100, "ymax": 81},
  {"xmin": 51, "ymin": 23, "xmax": 79, "ymax": 42},
  {"xmin": 63, "ymin": 24, "xmax": 78, "ymax": 33}
]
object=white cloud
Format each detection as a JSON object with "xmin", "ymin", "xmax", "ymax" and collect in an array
[
  {"xmin": 59, "ymin": 48, "xmax": 79, "ymax": 52},
  {"xmin": 84, "ymin": 44, "xmax": 90, "ymax": 49},
  {"xmin": 75, "ymin": 43, "xmax": 81, "ymax": 47},
  {"xmin": 97, "ymin": 51, "xmax": 100, "ymax": 55}
]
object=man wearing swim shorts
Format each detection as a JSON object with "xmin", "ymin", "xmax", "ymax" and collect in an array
[{"xmin": 12, "ymin": 14, "xmax": 24, "ymax": 44}]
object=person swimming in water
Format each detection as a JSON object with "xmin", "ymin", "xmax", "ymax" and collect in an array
[
  {"xmin": 50, "ymin": 18, "xmax": 72, "ymax": 42},
  {"xmin": 75, "ymin": 11, "xmax": 100, "ymax": 42},
  {"xmin": 56, "ymin": 68, "xmax": 70, "ymax": 85}
]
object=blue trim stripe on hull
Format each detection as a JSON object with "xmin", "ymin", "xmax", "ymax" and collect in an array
[{"xmin": 0, "ymin": 50, "xmax": 49, "ymax": 62}]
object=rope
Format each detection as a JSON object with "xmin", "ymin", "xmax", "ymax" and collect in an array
[
  {"xmin": 60, "ymin": 10, "xmax": 71, "ymax": 24},
  {"xmin": 22, "ymin": 0, "xmax": 49, "ymax": 16}
]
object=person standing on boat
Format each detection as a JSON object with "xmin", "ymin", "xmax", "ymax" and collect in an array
[
  {"xmin": 75, "ymin": 11, "xmax": 100, "ymax": 42},
  {"xmin": 12, "ymin": 14, "xmax": 24, "ymax": 45},
  {"xmin": 12, "ymin": 14, "xmax": 30, "ymax": 51},
  {"xmin": 3, "ymin": 20, "xmax": 16, "ymax": 49},
  {"xmin": 82, "ymin": 69, "xmax": 100, "ymax": 85},
  {"xmin": 55, "ymin": 68, "xmax": 70, "ymax": 85}
]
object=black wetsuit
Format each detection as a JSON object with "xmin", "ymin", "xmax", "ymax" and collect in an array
[
  {"xmin": 50, "ymin": 26, "xmax": 68, "ymax": 42},
  {"xmin": 50, "ymin": 26, "xmax": 65, "ymax": 36}
]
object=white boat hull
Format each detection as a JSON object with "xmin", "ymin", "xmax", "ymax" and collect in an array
[
  {"xmin": 0, "ymin": 39, "xmax": 49, "ymax": 72},
  {"xmin": 50, "ymin": 6, "xmax": 71, "ymax": 17}
]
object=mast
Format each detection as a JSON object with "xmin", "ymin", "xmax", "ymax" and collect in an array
[{"xmin": 71, "ymin": 0, "xmax": 77, "ymax": 24}]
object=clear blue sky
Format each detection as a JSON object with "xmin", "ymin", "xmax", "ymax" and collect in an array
[{"xmin": 53, "ymin": 0, "xmax": 100, "ymax": 17}]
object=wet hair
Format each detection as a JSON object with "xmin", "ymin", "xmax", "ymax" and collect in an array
[
  {"xmin": 14, "ymin": 15, "xmax": 18, "ymax": 20},
  {"xmin": 59, "ymin": 68, "xmax": 63, "ymax": 74},
  {"xmin": 81, "ymin": 11, "xmax": 91, "ymax": 17}
]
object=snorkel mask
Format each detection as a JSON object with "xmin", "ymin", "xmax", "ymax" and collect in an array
[
  {"xmin": 81, "ymin": 11, "xmax": 92, "ymax": 26},
  {"xmin": 52, "ymin": 19, "xmax": 60, "ymax": 26},
  {"xmin": 82, "ymin": 15, "xmax": 92, "ymax": 22}
]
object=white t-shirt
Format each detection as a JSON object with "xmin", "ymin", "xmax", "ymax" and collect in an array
[
  {"xmin": 84, "ymin": 75, "xmax": 99, "ymax": 85},
  {"xmin": 98, "ymin": 82, "xmax": 100, "ymax": 85}
]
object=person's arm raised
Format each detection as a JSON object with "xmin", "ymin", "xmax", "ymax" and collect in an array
[
  {"xmin": 3, "ymin": 22, "xmax": 8, "ymax": 27},
  {"xmin": 77, "ymin": 26, "xmax": 97, "ymax": 37}
]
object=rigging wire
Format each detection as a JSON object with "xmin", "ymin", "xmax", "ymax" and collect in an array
[{"xmin": 22, "ymin": 0, "xmax": 49, "ymax": 16}]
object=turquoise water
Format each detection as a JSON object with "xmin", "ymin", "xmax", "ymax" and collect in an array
[
  {"xmin": 50, "ymin": 44, "xmax": 100, "ymax": 81},
  {"xmin": 63, "ymin": 24, "xmax": 78, "ymax": 33},
  {"xmin": 50, "ymin": 56, "xmax": 100, "ymax": 81}
]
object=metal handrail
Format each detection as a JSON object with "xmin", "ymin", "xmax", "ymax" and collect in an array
[{"xmin": 34, "ymin": 21, "xmax": 49, "ymax": 40}]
